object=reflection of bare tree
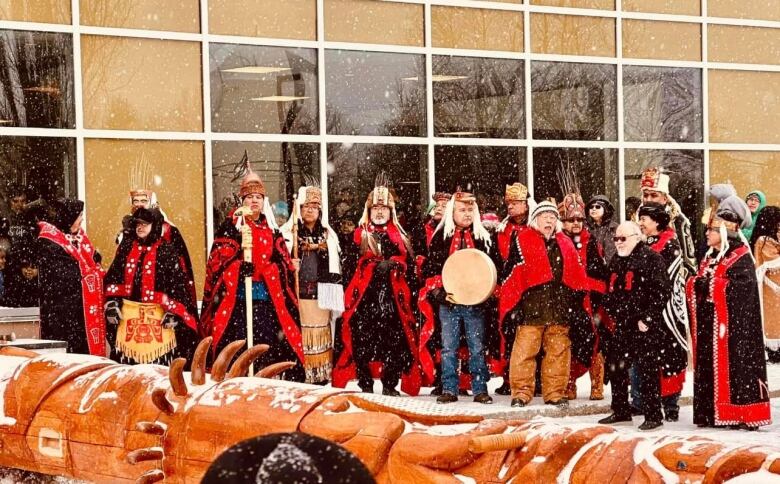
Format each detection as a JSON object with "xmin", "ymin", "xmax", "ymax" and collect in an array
[
  {"xmin": 432, "ymin": 56, "xmax": 523, "ymax": 138},
  {"xmin": 532, "ymin": 62, "xmax": 616, "ymax": 141},
  {"xmin": 624, "ymin": 67, "xmax": 702, "ymax": 143},
  {"xmin": 0, "ymin": 30, "xmax": 73, "ymax": 128}
]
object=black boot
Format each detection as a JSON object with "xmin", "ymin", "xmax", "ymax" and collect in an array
[
  {"xmin": 495, "ymin": 379, "xmax": 511, "ymax": 396},
  {"xmin": 638, "ymin": 419, "xmax": 663, "ymax": 431},
  {"xmin": 382, "ymin": 386, "xmax": 401, "ymax": 397},
  {"xmin": 598, "ymin": 413, "xmax": 632, "ymax": 424},
  {"xmin": 473, "ymin": 393, "xmax": 493, "ymax": 404},
  {"xmin": 510, "ymin": 398, "xmax": 526, "ymax": 408},
  {"xmin": 430, "ymin": 384, "xmax": 443, "ymax": 396},
  {"xmin": 664, "ymin": 409, "xmax": 679, "ymax": 422}
]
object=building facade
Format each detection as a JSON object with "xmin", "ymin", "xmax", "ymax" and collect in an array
[{"xmin": 0, "ymin": 0, "xmax": 779, "ymax": 298}]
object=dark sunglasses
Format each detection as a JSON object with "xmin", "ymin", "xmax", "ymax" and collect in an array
[
  {"xmin": 565, "ymin": 217, "xmax": 586, "ymax": 223},
  {"xmin": 589, "ymin": 203, "xmax": 604, "ymax": 210},
  {"xmin": 613, "ymin": 234, "xmax": 638, "ymax": 242}
]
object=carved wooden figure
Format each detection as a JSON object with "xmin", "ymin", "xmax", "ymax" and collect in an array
[{"xmin": 1, "ymin": 342, "xmax": 778, "ymax": 483}]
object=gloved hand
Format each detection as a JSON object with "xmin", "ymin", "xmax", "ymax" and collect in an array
[
  {"xmin": 162, "ymin": 313, "xmax": 180, "ymax": 329},
  {"xmin": 428, "ymin": 287, "xmax": 448, "ymax": 305},
  {"xmin": 104, "ymin": 300, "xmax": 122, "ymax": 325},
  {"xmin": 239, "ymin": 261, "xmax": 254, "ymax": 278}
]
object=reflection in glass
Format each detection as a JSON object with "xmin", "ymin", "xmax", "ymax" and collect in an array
[
  {"xmin": 325, "ymin": 50, "xmax": 426, "ymax": 137},
  {"xmin": 84, "ymin": 138, "xmax": 206, "ymax": 297},
  {"xmin": 0, "ymin": 1, "xmax": 70, "ymax": 23},
  {"xmin": 209, "ymin": 0, "xmax": 316, "ymax": 40},
  {"xmin": 625, "ymin": 149, "xmax": 703, "ymax": 240},
  {"xmin": 431, "ymin": 6, "xmax": 523, "ymax": 52},
  {"xmin": 710, "ymin": 151, "xmax": 780, "ymax": 207},
  {"xmin": 433, "ymin": 56, "xmax": 524, "ymax": 139},
  {"xmin": 80, "ymin": 0, "xmax": 200, "ymax": 33},
  {"xmin": 0, "ymin": 137, "xmax": 77, "ymax": 216},
  {"xmin": 532, "ymin": 148, "xmax": 619, "ymax": 204},
  {"xmin": 325, "ymin": 0, "xmax": 424, "ymax": 47},
  {"xmin": 709, "ymin": 70, "xmax": 780, "ymax": 144},
  {"xmin": 327, "ymin": 144, "xmax": 427, "ymax": 231},
  {"xmin": 81, "ymin": 35, "xmax": 202, "ymax": 132},
  {"xmin": 624, "ymin": 67, "xmax": 702, "ymax": 143},
  {"xmin": 210, "ymin": 44, "xmax": 318, "ymax": 135},
  {"xmin": 434, "ymin": 146, "xmax": 526, "ymax": 215},
  {"xmin": 212, "ymin": 142, "xmax": 319, "ymax": 225},
  {"xmin": 0, "ymin": 30, "xmax": 74, "ymax": 129},
  {"xmin": 531, "ymin": 62, "xmax": 616, "ymax": 141},
  {"xmin": 531, "ymin": 14, "xmax": 615, "ymax": 57}
]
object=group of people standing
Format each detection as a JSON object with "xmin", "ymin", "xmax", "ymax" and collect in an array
[{"xmin": 24, "ymin": 163, "xmax": 774, "ymax": 433}]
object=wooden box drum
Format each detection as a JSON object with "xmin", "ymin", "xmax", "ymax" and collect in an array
[{"xmin": 442, "ymin": 248, "xmax": 497, "ymax": 305}]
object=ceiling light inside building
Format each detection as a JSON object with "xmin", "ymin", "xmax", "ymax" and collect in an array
[
  {"xmin": 251, "ymin": 95, "xmax": 310, "ymax": 102},
  {"xmin": 402, "ymin": 75, "xmax": 468, "ymax": 82},
  {"xmin": 23, "ymin": 86, "xmax": 60, "ymax": 95},
  {"xmin": 0, "ymin": 119, "xmax": 12, "ymax": 124},
  {"xmin": 440, "ymin": 131, "xmax": 487, "ymax": 136},
  {"xmin": 222, "ymin": 66, "xmax": 292, "ymax": 74}
]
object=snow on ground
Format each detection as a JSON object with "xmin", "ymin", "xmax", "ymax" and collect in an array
[{"xmin": 339, "ymin": 363, "xmax": 780, "ymax": 446}]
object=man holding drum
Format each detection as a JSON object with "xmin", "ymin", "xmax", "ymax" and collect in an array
[{"xmin": 421, "ymin": 190, "xmax": 495, "ymax": 404}]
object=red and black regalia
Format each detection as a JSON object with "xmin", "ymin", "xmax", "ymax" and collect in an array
[
  {"xmin": 200, "ymin": 171, "xmax": 304, "ymax": 382},
  {"xmin": 558, "ymin": 193, "xmax": 608, "ymax": 400},
  {"xmin": 640, "ymin": 202, "xmax": 690, "ymax": 415},
  {"xmin": 687, "ymin": 201, "xmax": 771, "ymax": 428},
  {"xmin": 332, "ymin": 181, "xmax": 421, "ymax": 396},
  {"xmin": 37, "ymin": 198, "xmax": 106, "ymax": 356},
  {"xmin": 410, "ymin": 192, "xmax": 450, "ymax": 281},
  {"xmin": 104, "ymin": 208, "xmax": 200, "ymax": 365}
]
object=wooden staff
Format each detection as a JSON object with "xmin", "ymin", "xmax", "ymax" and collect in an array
[
  {"xmin": 292, "ymin": 194, "xmax": 300, "ymax": 301},
  {"xmin": 234, "ymin": 206, "xmax": 255, "ymax": 376}
]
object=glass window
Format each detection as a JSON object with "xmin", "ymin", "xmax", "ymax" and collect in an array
[
  {"xmin": 0, "ymin": 30, "xmax": 74, "ymax": 129},
  {"xmin": 432, "ymin": 6, "xmax": 523, "ymax": 52},
  {"xmin": 0, "ymin": 136, "xmax": 77, "ymax": 224},
  {"xmin": 325, "ymin": 0, "xmax": 423, "ymax": 47},
  {"xmin": 625, "ymin": 149, "xmax": 704, "ymax": 232},
  {"xmin": 81, "ymin": 36, "xmax": 203, "ymax": 132},
  {"xmin": 623, "ymin": 66, "xmax": 702, "ymax": 143},
  {"xmin": 709, "ymin": 70, "xmax": 780, "ymax": 144},
  {"xmin": 709, "ymin": 0, "xmax": 780, "ymax": 22},
  {"xmin": 325, "ymin": 50, "xmax": 426, "ymax": 137},
  {"xmin": 0, "ymin": 1, "xmax": 70, "ymax": 24},
  {"xmin": 84, "ymin": 139, "xmax": 206, "ymax": 298},
  {"xmin": 710, "ymin": 151, "xmax": 780, "ymax": 206},
  {"xmin": 212, "ymin": 141, "xmax": 319, "ymax": 226},
  {"xmin": 433, "ymin": 56, "xmax": 524, "ymax": 139},
  {"xmin": 531, "ymin": 14, "xmax": 615, "ymax": 57},
  {"xmin": 531, "ymin": 62, "xmax": 617, "ymax": 141},
  {"xmin": 434, "ymin": 146, "xmax": 527, "ymax": 215},
  {"xmin": 532, "ymin": 148, "xmax": 619, "ymax": 205},
  {"xmin": 709, "ymin": 25, "xmax": 780, "ymax": 66},
  {"xmin": 327, "ymin": 143, "xmax": 427, "ymax": 232},
  {"xmin": 209, "ymin": 0, "xmax": 316, "ymax": 41},
  {"xmin": 210, "ymin": 44, "xmax": 318, "ymax": 135},
  {"xmin": 623, "ymin": 20, "xmax": 701, "ymax": 61},
  {"xmin": 623, "ymin": 0, "xmax": 700, "ymax": 16},
  {"xmin": 531, "ymin": 0, "xmax": 614, "ymax": 11},
  {"xmin": 80, "ymin": 0, "xmax": 199, "ymax": 33}
]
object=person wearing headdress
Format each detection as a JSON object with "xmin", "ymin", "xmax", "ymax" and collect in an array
[
  {"xmin": 117, "ymin": 172, "xmax": 198, "ymax": 310},
  {"xmin": 37, "ymin": 198, "xmax": 106, "ymax": 356},
  {"xmin": 558, "ymin": 193, "xmax": 607, "ymax": 402},
  {"xmin": 104, "ymin": 207, "xmax": 200, "ymax": 365},
  {"xmin": 332, "ymin": 174, "xmax": 421, "ymax": 396},
  {"xmin": 419, "ymin": 189, "xmax": 495, "ymax": 404},
  {"xmin": 499, "ymin": 200, "xmax": 590, "ymax": 408},
  {"xmin": 492, "ymin": 182, "xmax": 531, "ymax": 395},
  {"xmin": 280, "ymin": 183, "xmax": 344, "ymax": 384},
  {"xmin": 687, "ymin": 195, "xmax": 771, "ymax": 429},
  {"xmin": 639, "ymin": 167, "xmax": 696, "ymax": 275},
  {"xmin": 698, "ymin": 183, "xmax": 737, "ymax": 260},
  {"xmin": 411, "ymin": 192, "xmax": 451, "ymax": 280},
  {"xmin": 635, "ymin": 202, "xmax": 690, "ymax": 422},
  {"xmin": 200, "ymin": 166, "xmax": 305, "ymax": 382},
  {"xmin": 753, "ymin": 205, "xmax": 780, "ymax": 361}
]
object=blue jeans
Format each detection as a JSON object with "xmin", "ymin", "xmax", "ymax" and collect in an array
[{"xmin": 439, "ymin": 304, "xmax": 489, "ymax": 395}]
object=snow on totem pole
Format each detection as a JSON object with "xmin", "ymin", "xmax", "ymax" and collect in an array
[{"xmin": 1, "ymin": 342, "xmax": 779, "ymax": 483}]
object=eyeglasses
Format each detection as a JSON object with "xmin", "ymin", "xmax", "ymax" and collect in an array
[
  {"xmin": 613, "ymin": 234, "xmax": 638, "ymax": 242},
  {"xmin": 590, "ymin": 203, "xmax": 604, "ymax": 210},
  {"xmin": 565, "ymin": 218, "xmax": 586, "ymax": 223}
]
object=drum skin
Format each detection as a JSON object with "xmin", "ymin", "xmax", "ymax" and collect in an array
[{"xmin": 442, "ymin": 248, "xmax": 497, "ymax": 305}]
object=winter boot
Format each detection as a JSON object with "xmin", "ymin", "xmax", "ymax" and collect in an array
[
  {"xmin": 598, "ymin": 413, "xmax": 632, "ymax": 425},
  {"xmin": 437, "ymin": 393, "xmax": 458, "ymax": 404},
  {"xmin": 638, "ymin": 419, "xmax": 663, "ymax": 431},
  {"xmin": 495, "ymin": 377, "xmax": 511, "ymax": 396},
  {"xmin": 473, "ymin": 393, "xmax": 493, "ymax": 404},
  {"xmin": 589, "ymin": 353, "xmax": 605, "ymax": 400}
]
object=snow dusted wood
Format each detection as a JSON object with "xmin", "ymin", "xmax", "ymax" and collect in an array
[{"xmin": 1, "ymin": 347, "xmax": 778, "ymax": 483}]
